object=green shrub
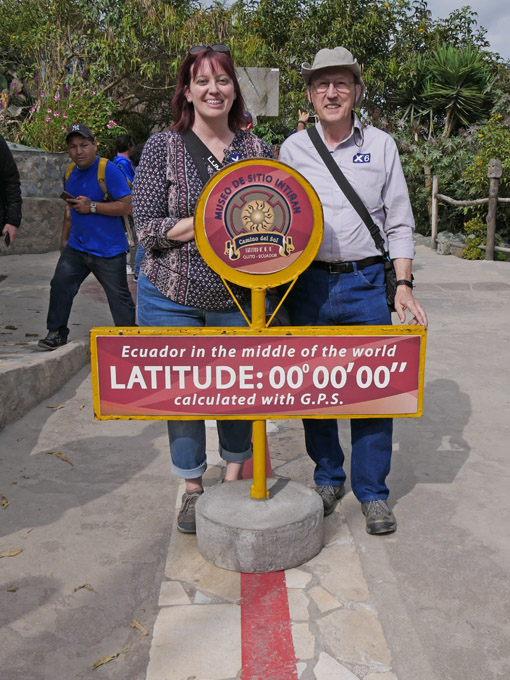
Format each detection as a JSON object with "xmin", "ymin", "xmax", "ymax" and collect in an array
[
  {"xmin": 18, "ymin": 88, "xmax": 126, "ymax": 154},
  {"xmin": 463, "ymin": 215, "xmax": 507, "ymax": 260}
]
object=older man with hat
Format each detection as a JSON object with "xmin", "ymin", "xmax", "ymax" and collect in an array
[
  {"xmin": 38, "ymin": 123, "xmax": 135, "ymax": 350},
  {"xmin": 279, "ymin": 47, "xmax": 428, "ymax": 534}
]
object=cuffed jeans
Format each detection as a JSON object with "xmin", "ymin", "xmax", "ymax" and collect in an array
[
  {"xmin": 137, "ymin": 274, "xmax": 252, "ymax": 478},
  {"xmin": 285, "ymin": 262, "xmax": 393, "ymax": 503},
  {"xmin": 46, "ymin": 245, "xmax": 136, "ymax": 338}
]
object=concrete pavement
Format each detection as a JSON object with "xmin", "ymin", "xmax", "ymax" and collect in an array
[
  {"xmin": 0, "ymin": 252, "xmax": 137, "ymax": 429},
  {"xmin": 1, "ymin": 241, "xmax": 510, "ymax": 679}
]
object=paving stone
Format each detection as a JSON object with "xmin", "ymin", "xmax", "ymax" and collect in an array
[
  {"xmin": 286, "ymin": 567, "xmax": 313, "ymax": 589},
  {"xmin": 288, "ymin": 589, "xmax": 310, "ymax": 620},
  {"xmin": 194, "ymin": 590, "xmax": 214, "ymax": 604},
  {"xmin": 308, "ymin": 585, "xmax": 342, "ymax": 613},
  {"xmin": 297, "ymin": 661, "xmax": 307, "ymax": 678},
  {"xmin": 317, "ymin": 608, "xmax": 392, "ymax": 667},
  {"xmin": 292, "ymin": 622, "xmax": 315, "ymax": 660},
  {"xmin": 165, "ymin": 527, "xmax": 241, "ymax": 602},
  {"xmin": 146, "ymin": 604, "xmax": 241, "ymax": 680},
  {"xmin": 323, "ymin": 513, "xmax": 352, "ymax": 545},
  {"xmin": 274, "ymin": 454, "xmax": 314, "ymax": 486},
  {"xmin": 314, "ymin": 652, "xmax": 360, "ymax": 679},
  {"xmin": 307, "ymin": 542, "xmax": 369, "ymax": 603},
  {"xmin": 158, "ymin": 581, "xmax": 190, "ymax": 606},
  {"xmin": 364, "ymin": 673, "xmax": 398, "ymax": 680}
]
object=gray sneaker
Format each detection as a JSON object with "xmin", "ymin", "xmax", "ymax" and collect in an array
[
  {"xmin": 361, "ymin": 500, "xmax": 397, "ymax": 535},
  {"xmin": 177, "ymin": 489, "xmax": 203, "ymax": 534},
  {"xmin": 315, "ymin": 485, "xmax": 345, "ymax": 516}
]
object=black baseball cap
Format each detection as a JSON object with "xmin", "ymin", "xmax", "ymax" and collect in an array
[{"xmin": 65, "ymin": 123, "xmax": 95, "ymax": 142}]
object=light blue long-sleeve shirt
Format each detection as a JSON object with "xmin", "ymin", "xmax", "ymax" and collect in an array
[{"xmin": 278, "ymin": 117, "xmax": 416, "ymax": 262}]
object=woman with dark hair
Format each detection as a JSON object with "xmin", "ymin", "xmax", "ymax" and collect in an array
[{"xmin": 132, "ymin": 45, "xmax": 273, "ymax": 534}]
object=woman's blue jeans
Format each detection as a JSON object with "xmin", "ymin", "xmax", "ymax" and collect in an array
[
  {"xmin": 133, "ymin": 244, "xmax": 145, "ymax": 278},
  {"xmin": 285, "ymin": 262, "xmax": 393, "ymax": 503},
  {"xmin": 137, "ymin": 274, "xmax": 252, "ymax": 479}
]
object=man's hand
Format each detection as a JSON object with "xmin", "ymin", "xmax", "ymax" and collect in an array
[
  {"xmin": 1, "ymin": 223, "xmax": 18, "ymax": 246},
  {"xmin": 392, "ymin": 257, "xmax": 428, "ymax": 327},
  {"xmin": 394, "ymin": 285, "xmax": 428, "ymax": 327},
  {"xmin": 67, "ymin": 194, "xmax": 132, "ymax": 216},
  {"xmin": 67, "ymin": 195, "xmax": 92, "ymax": 213},
  {"xmin": 298, "ymin": 109, "xmax": 309, "ymax": 124}
]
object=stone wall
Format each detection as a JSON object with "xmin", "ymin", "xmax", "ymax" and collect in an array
[{"xmin": 2, "ymin": 144, "xmax": 68, "ymax": 255}]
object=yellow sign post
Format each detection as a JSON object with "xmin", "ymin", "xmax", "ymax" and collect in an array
[{"xmin": 194, "ymin": 159, "xmax": 324, "ymax": 499}]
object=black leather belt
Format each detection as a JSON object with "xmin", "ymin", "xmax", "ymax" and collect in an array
[{"xmin": 311, "ymin": 256, "xmax": 383, "ymax": 274}]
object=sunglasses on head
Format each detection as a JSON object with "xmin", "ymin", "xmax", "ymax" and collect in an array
[{"xmin": 189, "ymin": 44, "xmax": 230, "ymax": 55}]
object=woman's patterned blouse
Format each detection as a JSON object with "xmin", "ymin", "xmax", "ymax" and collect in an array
[{"xmin": 132, "ymin": 129, "xmax": 274, "ymax": 310}]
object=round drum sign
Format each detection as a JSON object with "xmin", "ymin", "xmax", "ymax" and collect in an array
[{"xmin": 194, "ymin": 158, "xmax": 323, "ymax": 288}]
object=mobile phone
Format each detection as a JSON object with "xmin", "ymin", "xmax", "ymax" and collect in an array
[
  {"xmin": 3, "ymin": 231, "xmax": 10, "ymax": 247},
  {"xmin": 60, "ymin": 191, "xmax": 75, "ymax": 201},
  {"xmin": 307, "ymin": 114, "xmax": 317, "ymax": 124}
]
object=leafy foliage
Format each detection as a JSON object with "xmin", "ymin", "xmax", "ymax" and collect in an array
[
  {"xmin": 1, "ymin": 0, "xmax": 509, "ymax": 247},
  {"xmin": 18, "ymin": 88, "xmax": 126, "ymax": 153},
  {"xmin": 425, "ymin": 45, "xmax": 494, "ymax": 137},
  {"xmin": 391, "ymin": 125, "xmax": 477, "ymax": 234}
]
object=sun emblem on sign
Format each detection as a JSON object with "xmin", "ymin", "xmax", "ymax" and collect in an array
[{"xmin": 241, "ymin": 200, "xmax": 274, "ymax": 232}]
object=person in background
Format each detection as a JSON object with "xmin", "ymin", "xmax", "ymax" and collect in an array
[
  {"xmin": 113, "ymin": 134, "xmax": 135, "ymax": 184},
  {"xmin": 279, "ymin": 47, "xmax": 428, "ymax": 535},
  {"xmin": 132, "ymin": 45, "xmax": 273, "ymax": 534},
  {"xmin": 130, "ymin": 142, "xmax": 146, "ymax": 281},
  {"xmin": 296, "ymin": 108, "xmax": 312, "ymax": 133},
  {"xmin": 0, "ymin": 134, "xmax": 22, "ymax": 247},
  {"xmin": 130, "ymin": 143, "xmax": 145, "ymax": 170},
  {"xmin": 38, "ymin": 124, "xmax": 135, "ymax": 350},
  {"xmin": 241, "ymin": 111, "xmax": 253, "ymax": 130}
]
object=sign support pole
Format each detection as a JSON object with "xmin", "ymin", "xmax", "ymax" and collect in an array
[{"xmin": 250, "ymin": 288, "xmax": 270, "ymax": 499}]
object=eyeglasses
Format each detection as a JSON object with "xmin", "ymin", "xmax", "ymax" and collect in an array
[
  {"xmin": 312, "ymin": 80, "xmax": 355, "ymax": 94},
  {"xmin": 189, "ymin": 44, "xmax": 230, "ymax": 55}
]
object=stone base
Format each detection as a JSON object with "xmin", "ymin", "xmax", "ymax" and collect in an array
[{"xmin": 195, "ymin": 479, "xmax": 324, "ymax": 573}]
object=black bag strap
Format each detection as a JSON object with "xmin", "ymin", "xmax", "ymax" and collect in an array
[
  {"xmin": 181, "ymin": 130, "xmax": 222, "ymax": 185},
  {"xmin": 307, "ymin": 125, "xmax": 387, "ymax": 257}
]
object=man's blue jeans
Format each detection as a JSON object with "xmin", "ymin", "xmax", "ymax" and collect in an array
[
  {"xmin": 47, "ymin": 245, "xmax": 135, "ymax": 337},
  {"xmin": 137, "ymin": 274, "xmax": 253, "ymax": 479},
  {"xmin": 285, "ymin": 262, "xmax": 393, "ymax": 503}
]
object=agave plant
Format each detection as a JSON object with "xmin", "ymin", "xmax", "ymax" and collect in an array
[{"xmin": 425, "ymin": 44, "xmax": 495, "ymax": 137}]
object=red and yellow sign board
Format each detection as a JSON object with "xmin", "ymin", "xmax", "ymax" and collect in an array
[
  {"xmin": 90, "ymin": 326, "xmax": 426, "ymax": 421},
  {"xmin": 194, "ymin": 159, "xmax": 323, "ymax": 287}
]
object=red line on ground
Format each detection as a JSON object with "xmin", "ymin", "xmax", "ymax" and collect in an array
[
  {"xmin": 240, "ymin": 571, "xmax": 298, "ymax": 680},
  {"xmin": 242, "ymin": 434, "xmax": 273, "ymax": 479},
  {"xmin": 240, "ymin": 437, "xmax": 296, "ymax": 679}
]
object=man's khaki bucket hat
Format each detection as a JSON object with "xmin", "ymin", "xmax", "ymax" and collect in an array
[{"xmin": 302, "ymin": 46, "xmax": 365, "ymax": 106}]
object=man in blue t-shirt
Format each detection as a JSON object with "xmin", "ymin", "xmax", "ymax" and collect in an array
[{"xmin": 38, "ymin": 124, "xmax": 136, "ymax": 350}]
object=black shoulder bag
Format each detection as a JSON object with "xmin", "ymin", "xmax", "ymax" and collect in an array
[
  {"xmin": 307, "ymin": 125, "xmax": 398, "ymax": 311},
  {"xmin": 181, "ymin": 130, "xmax": 222, "ymax": 184}
]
